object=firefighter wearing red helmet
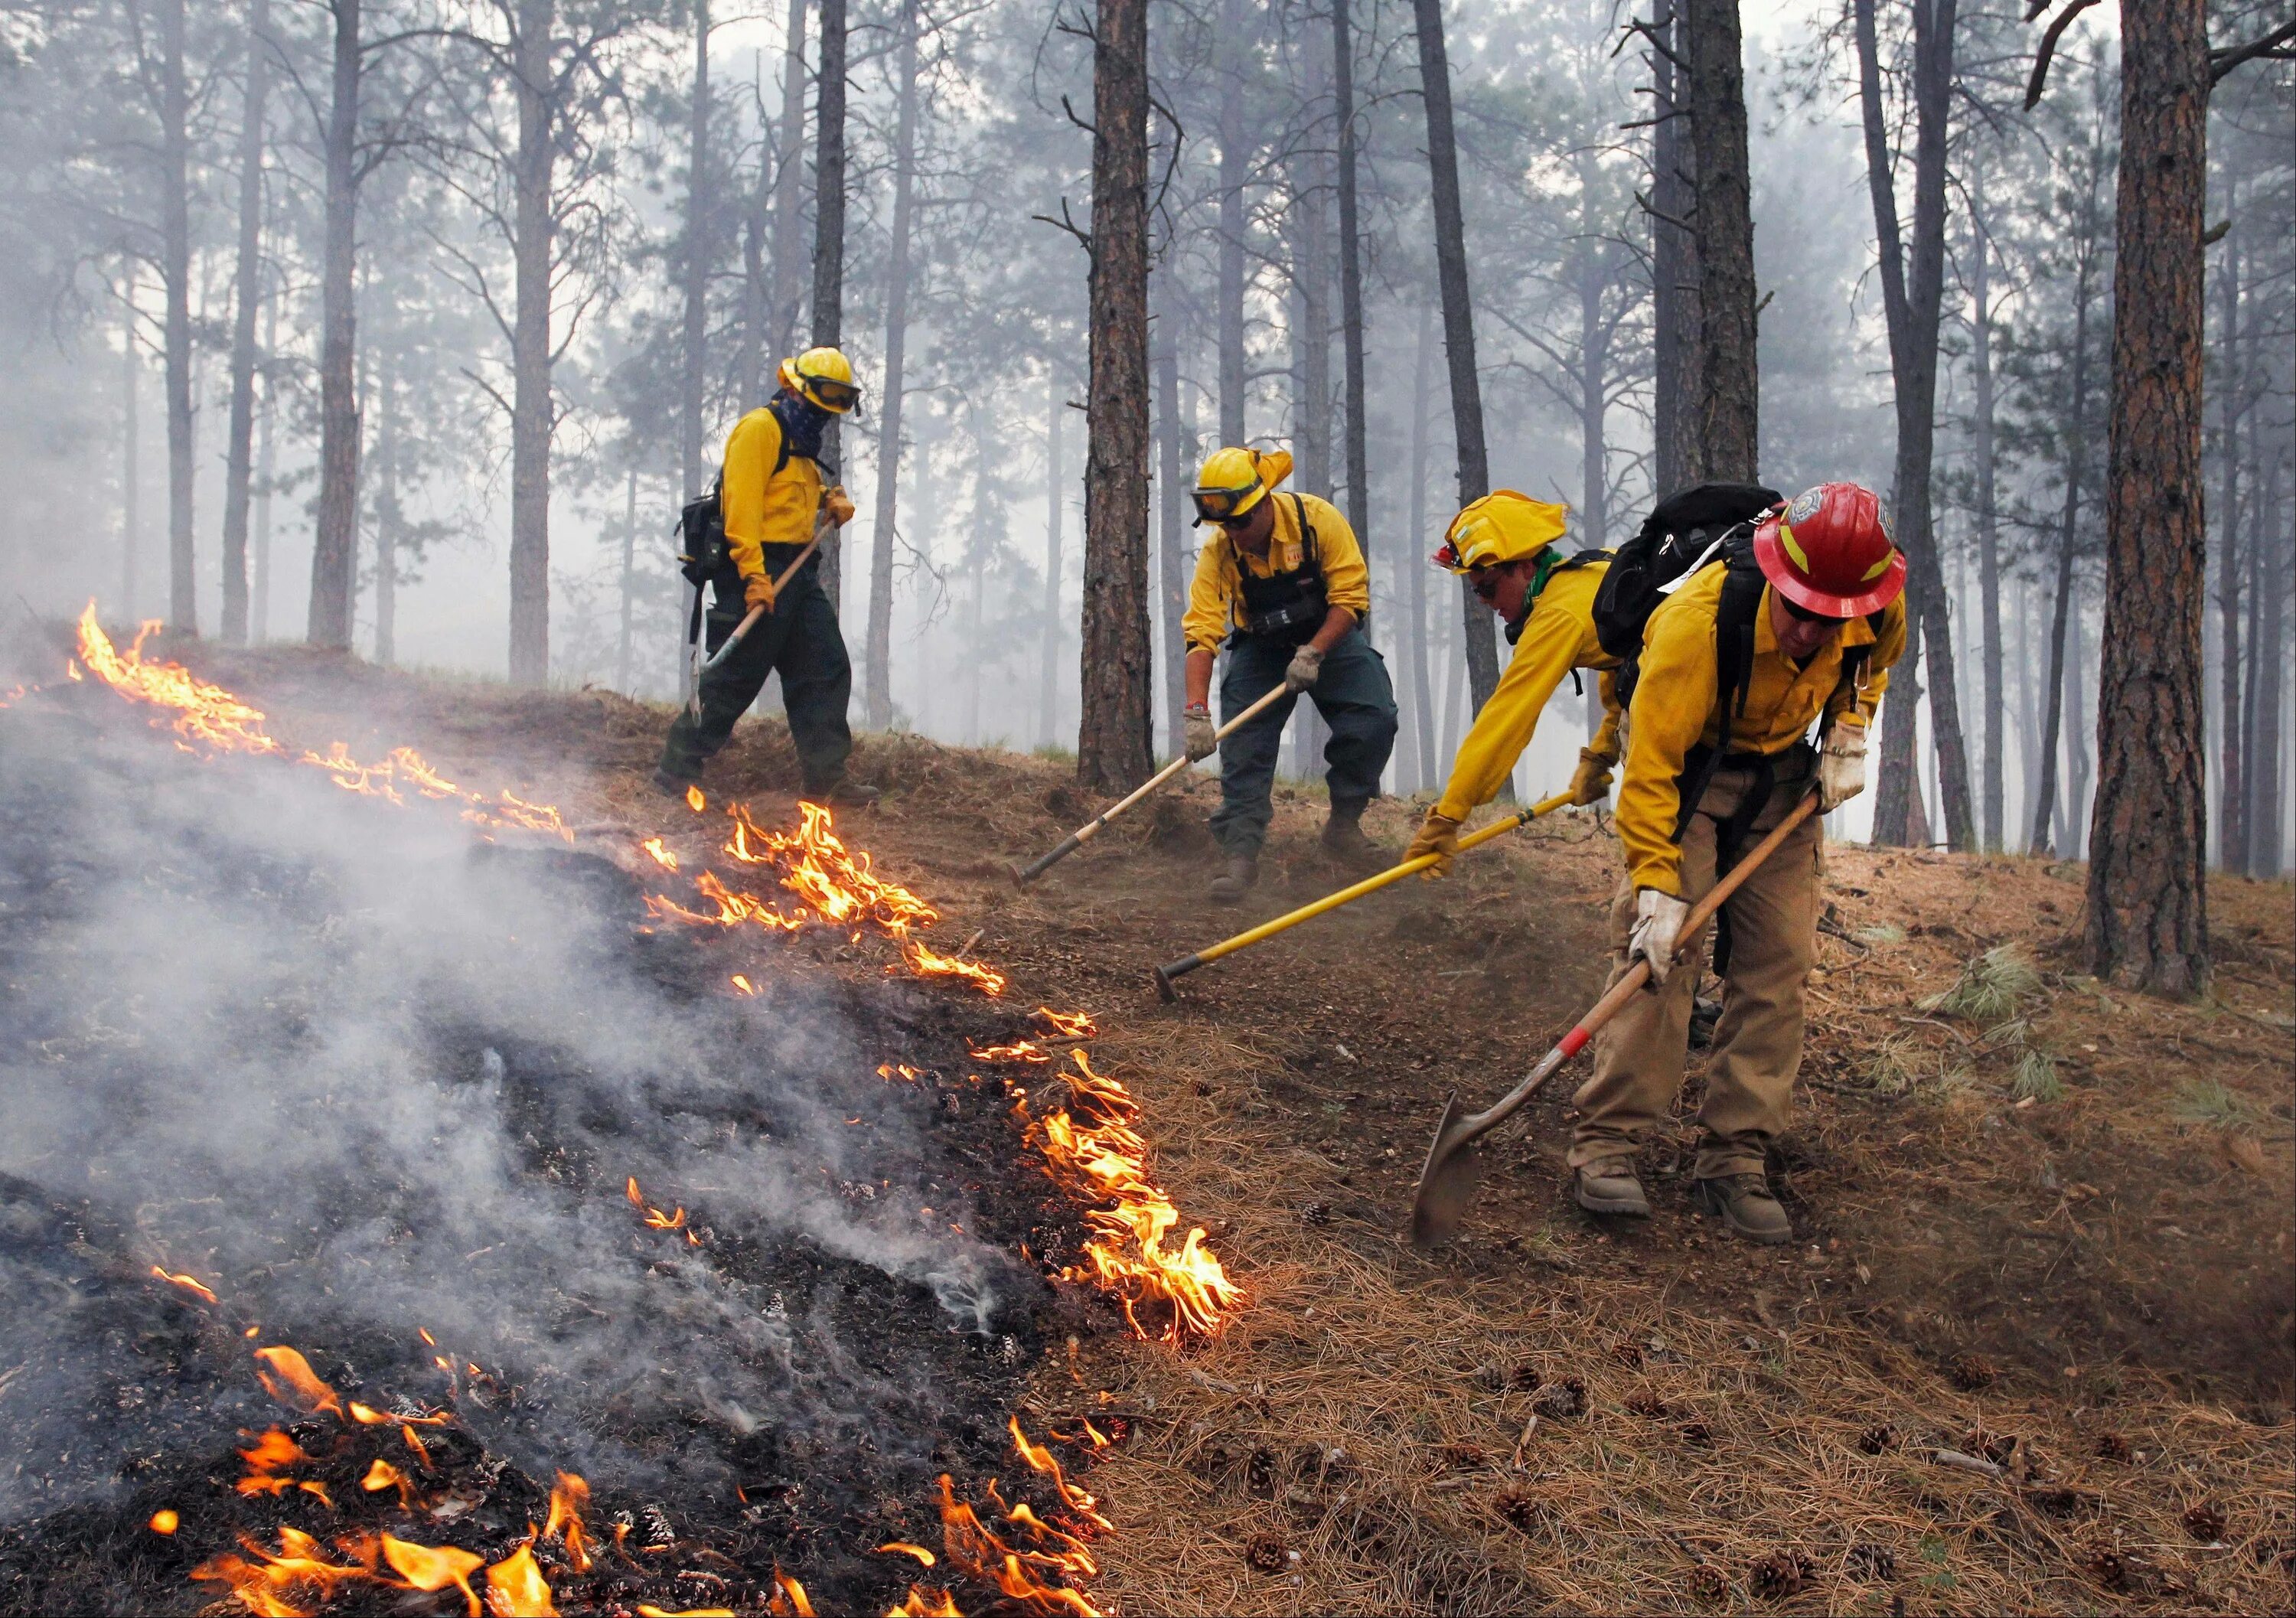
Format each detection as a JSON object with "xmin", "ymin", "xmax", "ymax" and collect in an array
[{"xmin": 1569, "ymin": 481, "xmax": 1906, "ymax": 1244}]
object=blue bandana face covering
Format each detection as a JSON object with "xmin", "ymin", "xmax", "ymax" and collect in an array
[{"xmin": 771, "ymin": 392, "xmax": 833, "ymax": 465}]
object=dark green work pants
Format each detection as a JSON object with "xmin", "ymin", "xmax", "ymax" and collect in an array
[
  {"xmin": 659, "ymin": 561, "xmax": 853, "ymax": 790},
  {"xmin": 1209, "ymin": 627, "xmax": 1398, "ymax": 856}
]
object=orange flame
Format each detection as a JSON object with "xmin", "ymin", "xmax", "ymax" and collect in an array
[
  {"xmin": 903, "ymin": 941, "xmax": 1006, "ymax": 997},
  {"xmin": 152, "ymin": 1264, "xmax": 219, "ymax": 1303},
  {"xmin": 236, "ymin": 1429, "xmax": 315, "ymax": 1497},
  {"xmin": 934, "ymin": 1476, "xmax": 1101, "ymax": 1617},
  {"xmin": 886, "ymin": 1588, "xmax": 963, "ymax": 1618},
  {"xmin": 543, "ymin": 1472, "xmax": 594, "ymax": 1574},
  {"xmin": 1032, "ymin": 1007, "xmax": 1097, "ymax": 1040},
  {"xmin": 191, "ymin": 1527, "xmax": 374, "ymax": 1616},
  {"xmin": 484, "ymin": 1545, "xmax": 557, "ymax": 1617},
  {"xmin": 969, "ymin": 1040, "xmax": 1049, "ymax": 1063},
  {"xmin": 686, "ymin": 785, "xmax": 706, "ymax": 812},
  {"xmin": 637, "ymin": 1607, "xmax": 736, "ymax": 1618},
  {"xmin": 72, "ymin": 605, "xmax": 569, "ymax": 843},
  {"xmin": 722, "ymin": 801, "xmax": 938, "ymax": 937},
  {"xmin": 75, "ymin": 607, "xmax": 285, "ymax": 756},
  {"xmin": 380, "ymin": 1535, "xmax": 484, "ymax": 1617},
  {"xmin": 1027, "ymin": 1052, "xmax": 1241, "ymax": 1342},
  {"xmin": 877, "ymin": 1543, "xmax": 937, "ymax": 1567},
  {"xmin": 641, "ymin": 837, "xmax": 680, "ymax": 870},
  {"xmin": 150, "ymin": 1509, "xmax": 180, "ymax": 1535},
  {"xmin": 254, "ymin": 1346, "xmax": 347, "ymax": 1419},
  {"xmin": 1009, "ymin": 1417, "xmax": 1111, "ymax": 1534},
  {"xmin": 768, "ymin": 1567, "xmax": 817, "ymax": 1616},
  {"xmin": 730, "ymin": 974, "xmax": 758, "ymax": 996}
]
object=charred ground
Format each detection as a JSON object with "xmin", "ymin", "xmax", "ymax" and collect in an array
[{"xmin": 6, "ymin": 634, "xmax": 2291, "ymax": 1615}]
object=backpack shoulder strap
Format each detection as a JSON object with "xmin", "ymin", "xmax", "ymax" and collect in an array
[{"xmin": 1672, "ymin": 562, "xmax": 1766, "ymax": 843}]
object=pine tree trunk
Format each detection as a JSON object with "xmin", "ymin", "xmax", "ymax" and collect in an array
[
  {"xmin": 1577, "ymin": 153, "xmax": 1610, "ymax": 550},
  {"xmin": 1410, "ymin": 0, "xmax": 1500, "ymax": 711},
  {"xmin": 2085, "ymin": 0, "xmax": 2210, "ymax": 996},
  {"xmin": 1684, "ymin": 0, "xmax": 1756, "ymax": 481},
  {"xmin": 1406, "ymin": 298, "xmax": 1438, "ymax": 789},
  {"xmin": 1039, "ymin": 376, "xmax": 1065, "ymax": 747},
  {"xmin": 253, "ymin": 295, "xmax": 276, "ymax": 641},
  {"xmin": 2249, "ymin": 455, "xmax": 2285, "ymax": 877},
  {"xmin": 505, "ymin": 0, "xmax": 556, "ymax": 684},
  {"xmin": 2238, "ymin": 477, "xmax": 2262, "ymax": 875},
  {"xmin": 2213, "ymin": 224, "xmax": 2245, "ymax": 871},
  {"xmin": 374, "ymin": 347, "xmax": 397, "ymax": 667},
  {"xmin": 1649, "ymin": 0, "xmax": 1701, "ymax": 491},
  {"xmin": 220, "ymin": 0, "xmax": 268, "ymax": 645},
  {"xmin": 865, "ymin": 0, "xmax": 919, "ymax": 732},
  {"xmin": 308, "ymin": 0, "xmax": 362, "ymax": 651},
  {"xmin": 1076, "ymin": 0, "xmax": 1153, "ymax": 792},
  {"xmin": 1855, "ymin": 0, "xmax": 1972, "ymax": 850},
  {"xmin": 616, "ymin": 464, "xmax": 637, "ymax": 691},
  {"xmin": 770, "ymin": 0, "xmax": 809, "ymax": 363},
  {"xmin": 1215, "ymin": 0, "xmax": 1247, "ymax": 445},
  {"xmin": 810, "ymin": 0, "xmax": 847, "ymax": 609},
  {"xmin": 1156, "ymin": 334, "xmax": 1189, "ymax": 750},
  {"xmin": 158, "ymin": 0, "xmax": 196, "ymax": 634},
  {"xmin": 739, "ymin": 70, "xmax": 771, "ymax": 410},
  {"xmin": 1332, "ymin": 0, "xmax": 1369, "ymax": 544},
  {"xmin": 119, "ymin": 287, "xmax": 141, "ymax": 618},
  {"xmin": 2063, "ymin": 599, "xmax": 2089, "ymax": 856},
  {"xmin": 1970, "ymin": 207, "xmax": 2005, "ymax": 849},
  {"xmin": 680, "ymin": 0, "xmax": 712, "ymax": 499}
]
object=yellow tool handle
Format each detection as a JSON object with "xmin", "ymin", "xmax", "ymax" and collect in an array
[{"xmin": 1153, "ymin": 790, "xmax": 1575, "ymax": 997}]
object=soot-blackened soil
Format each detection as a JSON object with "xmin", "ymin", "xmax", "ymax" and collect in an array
[{"xmin": 0, "ymin": 700, "xmax": 1107, "ymax": 1616}]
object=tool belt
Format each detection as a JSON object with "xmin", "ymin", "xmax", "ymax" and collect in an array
[{"xmin": 1684, "ymin": 741, "xmax": 1814, "ymax": 974}]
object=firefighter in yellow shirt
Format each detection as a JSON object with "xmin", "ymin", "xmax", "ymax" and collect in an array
[
  {"xmin": 657, "ymin": 347, "xmax": 877, "ymax": 805},
  {"xmin": 1401, "ymin": 491, "xmax": 1623, "ymax": 873},
  {"xmin": 1181, "ymin": 447, "xmax": 1398, "ymax": 903},
  {"xmin": 1572, "ymin": 482, "xmax": 1906, "ymax": 1243}
]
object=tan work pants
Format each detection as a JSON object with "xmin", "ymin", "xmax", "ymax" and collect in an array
[{"xmin": 1570, "ymin": 758, "xmax": 1820, "ymax": 1179}]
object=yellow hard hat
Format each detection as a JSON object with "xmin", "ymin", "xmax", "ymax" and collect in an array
[
  {"xmin": 778, "ymin": 346, "xmax": 860, "ymax": 413},
  {"xmin": 1191, "ymin": 446, "xmax": 1293, "ymax": 526},
  {"xmin": 1433, "ymin": 490, "xmax": 1567, "ymax": 573}
]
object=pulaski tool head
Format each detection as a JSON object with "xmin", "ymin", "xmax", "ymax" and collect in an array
[
  {"xmin": 1151, "ymin": 964, "xmax": 1177, "ymax": 1003},
  {"xmin": 1409, "ymin": 1091, "xmax": 1486, "ymax": 1248}
]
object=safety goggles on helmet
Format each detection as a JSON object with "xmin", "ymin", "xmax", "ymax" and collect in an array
[
  {"xmin": 1191, "ymin": 482, "xmax": 1264, "ymax": 526},
  {"xmin": 800, "ymin": 374, "xmax": 861, "ymax": 413}
]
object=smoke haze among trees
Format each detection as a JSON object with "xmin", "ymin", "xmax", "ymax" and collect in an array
[{"xmin": 2, "ymin": 0, "xmax": 2290, "ymax": 889}]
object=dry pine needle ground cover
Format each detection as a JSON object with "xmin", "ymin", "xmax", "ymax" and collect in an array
[{"xmin": 150, "ymin": 648, "xmax": 2296, "ymax": 1615}]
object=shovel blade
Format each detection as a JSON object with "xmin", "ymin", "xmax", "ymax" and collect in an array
[{"xmin": 1409, "ymin": 1091, "xmax": 1487, "ymax": 1248}]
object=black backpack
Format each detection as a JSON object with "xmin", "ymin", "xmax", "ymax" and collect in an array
[
  {"xmin": 673, "ymin": 414, "xmax": 802, "ymax": 589},
  {"xmin": 1597, "ymin": 482, "xmax": 1883, "ymax": 847},
  {"xmin": 1590, "ymin": 481, "xmax": 1782, "ymax": 676}
]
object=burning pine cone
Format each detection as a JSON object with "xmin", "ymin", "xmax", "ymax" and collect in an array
[
  {"xmin": 1858, "ymin": 1424, "xmax": 1898, "ymax": 1456},
  {"xmin": 1748, "ymin": 1548, "xmax": 1813, "ymax": 1600},
  {"xmin": 1946, "ymin": 1352, "xmax": 1998, "ymax": 1391},
  {"xmin": 2183, "ymin": 1502, "xmax": 2228, "ymax": 1544},
  {"xmin": 2095, "ymin": 1430, "xmax": 2132, "ymax": 1463},
  {"xmin": 1244, "ymin": 1531, "xmax": 1290, "ymax": 1574},
  {"xmin": 1687, "ymin": 1564, "xmax": 1728, "ymax": 1607}
]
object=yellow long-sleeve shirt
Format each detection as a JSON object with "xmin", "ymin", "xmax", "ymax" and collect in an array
[
  {"xmin": 720, "ymin": 407, "xmax": 824, "ymax": 583},
  {"xmin": 1182, "ymin": 492, "xmax": 1370, "ymax": 652},
  {"xmin": 1434, "ymin": 558, "xmax": 1622, "ymax": 823},
  {"xmin": 1619, "ymin": 562, "xmax": 1906, "ymax": 895}
]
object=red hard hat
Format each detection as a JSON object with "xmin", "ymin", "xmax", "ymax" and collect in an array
[{"xmin": 1753, "ymin": 482, "xmax": 1906, "ymax": 617}]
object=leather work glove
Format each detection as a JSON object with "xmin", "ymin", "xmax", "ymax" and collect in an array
[
  {"xmin": 1182, "ymin": 705, "xmax": 1218, "ymax": 762},
  {"xmin": 1818, "ymin": 723, "xmax": 1868, "ymax": 811},
  {"xmin": 1569, "ymin": 748, "xmax": 1616, "ymax": 807},
  {"xmin": 1404, "ymin": 810, "xmax": 1464, "ymax": 878},
  {"xmin": 1284, "ymin": 644, "xmax": 1325, "ymax": 693},
  {"xmin": 743, "ymin": 569, "xmax": 778, "ymax": 613},
  {"xmin": 823, "ymin": 485, "xmax": 857, "ymax": 527},
  {"xmin": 1626, "ymin": 886, "xmax": 1691, "ymax": 987}
]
